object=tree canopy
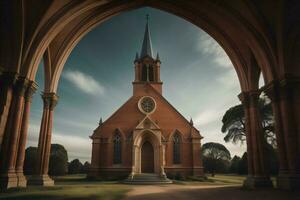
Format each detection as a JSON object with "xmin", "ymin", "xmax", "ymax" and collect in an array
[
  {"xmin": 68, "ymin": 159, "xmax": 83, "ymax": 174},
  {"xmin": 221, "ymin": 95, "xmax": 275, "ymax": 146},
  {"xmin": 202, "ymin": 142, "xmax": 231, "ymax": 176},
  {"xmin": 49, "ymin": 144, "xmax": 68, "ymax": 176},
  {"xmin": 24, "ymin": 144, "xmax": 68, "ymax": 176}
]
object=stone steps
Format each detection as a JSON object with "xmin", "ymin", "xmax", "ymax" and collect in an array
[{"xmin": 123, "ymin": 173, "xmax": 172, "ymax": 184}]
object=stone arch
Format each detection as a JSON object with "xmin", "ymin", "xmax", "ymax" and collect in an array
[
  {"xmin": 168, "ymin": 129, "xmax": 184, "ymax": 142},
  {"xmin": 3, "ymin": 0, "xmax": 300, "ymax": 190},
  {"xmin": 133, "ymin": 130, "xmax": 162, "ymax": 174},
  {"xmin": 17, "ymin": 1, "xmax": 279, "ymax": 93}
]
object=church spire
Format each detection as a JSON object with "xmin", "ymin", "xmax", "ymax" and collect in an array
[{"xmin": 140, "ymin": 14, "xmax": 153, "ymax": 58}]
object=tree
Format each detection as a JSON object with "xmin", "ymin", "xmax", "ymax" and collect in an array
[
  {"xmin": 49, "ymin": 144, "xmax": 68, "ymax": 176},
  {"xmin": 68, "ymin": 159, "xmax": 83, "ymax": 174},
  {"xmin": 202, "ymin": 142, "xmax": 231, "ymax": 176},
  {"xmin": 221, "ymin": 95, "xmax": 276, "ymax": 147},
  {"xmin": 24, "ymin": 147, "xmax": 38, "ymax": 175},
  {"xmin": 24, "ymin": 144, "xmax": 68, "ymax": 176},
  {"xmin": 238, "ymin": 152, "xmax": 248, "ymax": 174},
  {"xmin": 229, "ymin": 155, "xmax": 241, "ymax": 173},
  {"xmin": 82, "ymin": 161, "xmax": 91, "ymax": 173}
]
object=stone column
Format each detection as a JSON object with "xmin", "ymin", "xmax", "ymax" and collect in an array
[
  {"xmin": 0, "ymin": 76, "xmax": 28, "ymax": 189},
  {"xmin": 0, "ymin": 72, "xmax": 18, "ymax": 153},
  {"xmin": 29, "ymin": 92, "xmax": 58, "ymax": 186},
  {"xmin": 265, "ymin": 78, "xmax": 300, "ymax": 189},
  {"xmin": 15, "ymin": 81, "xmax": 37, "ymax": 187},
  {"xmin": 239, "ymin": 91, "xmax": 273, "ymax": 188}
]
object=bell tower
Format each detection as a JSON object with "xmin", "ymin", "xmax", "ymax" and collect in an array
[{"xmin": 133, "ymin": 15, "xmax": 162, "ymax": 95}]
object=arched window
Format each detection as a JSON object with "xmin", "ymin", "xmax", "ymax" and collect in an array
[
  {"xmin": 113, "ymin": 131, "xmax": 122, "ymax": 164},
  {"xmin": 148, "ymin": 65, "xmax": 154, "ymax": 81},
  {"xmin": 141, "ymin": 64, "xmax": 148, "ymax": 81},
  {"xmin": 141, "ymin": 64, "xmax": 154, "ymax": 81},
  {"xmin": 173, "ymin": 133, "xmax": 181, "ymax": 164}
]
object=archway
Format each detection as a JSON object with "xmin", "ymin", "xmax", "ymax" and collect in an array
[
  {"xmin": 0, "ymin": 0, "xmax": 299, "ymax": 190},
  {"xmin": 133, "ymin": 130, "xmax": 163, "ymax": 175},
  {"xmin": 141, "ymin": 141, "xmax": 154, "ymax": 173}
]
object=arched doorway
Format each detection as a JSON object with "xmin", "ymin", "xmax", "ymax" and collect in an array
[{"xmin": 141, "ymin": 141, "xmax": 154, "ymax": 173}]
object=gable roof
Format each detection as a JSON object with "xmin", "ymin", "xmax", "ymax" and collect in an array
[{"xmin": 135, "ymin": 115, "xmax": 160, "ymax": 130}]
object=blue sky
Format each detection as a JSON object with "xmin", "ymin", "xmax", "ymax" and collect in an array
[{"xmin": 27, "ymin": 7, "xmax": 248, "ymax": 162}]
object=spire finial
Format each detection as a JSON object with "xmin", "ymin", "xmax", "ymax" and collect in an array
[
  {"xmin": 190, "ymin": 118, "xmax": 194, "ymax": 126},
  {"xmin": 99, "ymin": 117, "xmax": 103, "ymax": 125},
  {"xmin": 156, "ymin": 52, "xmax": 160, "ymax": 61},
  {"xmin": 135, "ymin": 52, "xmax": 139, "ymax": 61}
]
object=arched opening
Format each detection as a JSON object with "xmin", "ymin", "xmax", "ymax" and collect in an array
[
  {"xmin": 26, "ymin": 6, "xmax": 262, "ymax": 181},
  {"xmin": 113, "ymin": 131, "xmax": 122, "ymax": 165},
  {"xmin": 173, "ymin": 133, "xmax": 181, "ymax": 165},
  {"xmin": 3, "ymin": 1, "xmax": 295, "ymax": 191},
  {"xmin": 141, "ymin": 141, "xmax": 154, "ymax": 173}
]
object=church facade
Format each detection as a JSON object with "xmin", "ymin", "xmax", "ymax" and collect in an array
[{"xmin": 88, "ymin": 21, "xmax": 204, "ymax": 180}]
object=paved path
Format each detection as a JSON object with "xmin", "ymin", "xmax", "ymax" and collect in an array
[{"xmin": 123, "ymin": 184, "xmax": 299, "ymax": 200}]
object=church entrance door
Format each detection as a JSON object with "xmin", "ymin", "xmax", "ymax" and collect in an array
[{"xmin": 141, "ymin": 141, "xmax": 154, "ymax": 173}]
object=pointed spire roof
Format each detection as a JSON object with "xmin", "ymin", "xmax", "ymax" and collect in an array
[
  {"xmin": 140, "ymin": 15, "xmax": 153, "ymax": 58},
  {"xmin": 190, "ymin": 118, "xmax": 194, "ymax": 126},
  {"xmin": 156, "ymin": 53, "xmax": 160, "ymax": 61}
]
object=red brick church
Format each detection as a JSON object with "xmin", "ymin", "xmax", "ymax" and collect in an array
[{"xmin": 88, "ymin": 20, "xmax": 204, "ymax": 180}]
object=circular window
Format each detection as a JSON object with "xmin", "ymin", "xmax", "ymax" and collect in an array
[{"xmin": 138, "ymin": 96, "xmax": 156, "ymax": 114}]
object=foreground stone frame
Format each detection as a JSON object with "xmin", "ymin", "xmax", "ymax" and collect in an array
[{"xmin": 0, "ymin": 0, "xmax": 299, "ymax": 190}]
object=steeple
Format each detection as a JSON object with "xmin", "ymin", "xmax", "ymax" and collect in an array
[
  {"xmin": 140, "ymin": 14, "xmax": 153, "ymax": 58},
  {"xmin": 133, "ymin": 15, "xmax": 162, "ymax": 95}
]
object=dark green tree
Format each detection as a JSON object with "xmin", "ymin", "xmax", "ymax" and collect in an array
[
  {"xmin": 24, "ymin": 144, "xmax": 68, "ymax": 176},
  {"xmin": 238, "ymin": 152, "xmax": 248, "ymax": 174},
  {"xmin": 49, "ymin": 144, "xmax": 68, "ymax": 176},
  {"xmin": 202, "ymin": 142, "xmax": 231, "ymax": 176},
  {"xmin": 229, "ymin": 155, "xmax": 241, "ymax": 173},
  {"xmin": 68, "ymin": 159, "xmax": 83, "ymax": 174},
  {"xmin": 81, "ymin": 161, "xmax": 91, "ymax": 173},
  {"xmin": 221, "ymin": 96, "xmax": 275, "ymax": 146},
  {"xmin": 23, "ymin": 146, "xmax": 38, "ymax": 175}
]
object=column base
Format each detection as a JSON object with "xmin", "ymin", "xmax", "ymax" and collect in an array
[
  {"xmin": 243, "ymin": 176, "xmax": 273, "ymax": 189},
  {"xmin": 0, "ymin": 171, "xmax": 18, "ymax": 189},
  {"xmin": 277, "ymin": 174, "xmax": 300, "ymax": 190},
  {"xmin": 16, "ymin": 172, "xmax": 27, "ymax": 187},
  {"xmin": 28, "ymin": 175, "xmax": 54, "ymax": 186}
]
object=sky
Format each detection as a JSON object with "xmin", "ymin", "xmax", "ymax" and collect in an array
[{"xmin": 27, "ymin": 7, "xmax": 250, "ymax": 162}]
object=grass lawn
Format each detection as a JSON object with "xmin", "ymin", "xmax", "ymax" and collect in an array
[
  {"xmin": 0, "ymin": 174, "xmax": 130, "ymax": 200},
  {"xmin": 0, "ymin": 174, "xmax": 277, "ymax": 200}
]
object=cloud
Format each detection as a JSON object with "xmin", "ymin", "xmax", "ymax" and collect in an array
[
  {"xmin": 194, "ymin": 109, "xmax": 223, "ymax": 127},
  {"xmin": 216, "ymin": 68, "xmax": 240, "ymax": 90},
  {"xmin": 197, "ymin": 32, "xmax": 232, "ymax": 68},
  {"xmin": 27, "ymin": 121, "xmax": 91, "ymax": 162},
  {"xmin": 63, "ymin": 70, "xmax": 105, "ymax": 95}
]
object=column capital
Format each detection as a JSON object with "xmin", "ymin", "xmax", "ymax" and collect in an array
[
  {"xmin": 15, "ymin": 77, "xmax": 30, "ymax": 97},
  {"xmin": 238, "ymin": 90, "xmax": 261, "ymax": 107},
  {"xmin": 262, "ymin": 77, "xmax": 300, "ymax": 102},
  {"xmin": 25, "ymin": 81, "xmax": 38, "ymax": 102},
  {"xmin": 42, "ymin": 92, "xmax": 59, "ymax": 110}
]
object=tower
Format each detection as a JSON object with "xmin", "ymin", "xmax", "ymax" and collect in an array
[{"xmin": 133, "ymin": 16, "xmax": 162, "ymax": 95}]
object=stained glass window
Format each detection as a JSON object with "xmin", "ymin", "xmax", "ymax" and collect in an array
[
  {"xmin": 173, "ymin": 133, "xmax": 181, "ymax": 164},
  {"xmin": 113, "ymin": 131, "xmax": 122, "ymax": 164}
]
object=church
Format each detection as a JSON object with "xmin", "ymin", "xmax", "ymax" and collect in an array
[{"xmin": 88, "ymin": 20, "xmax": 204, "ymax": 181}]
